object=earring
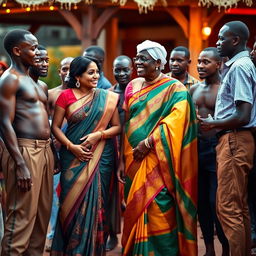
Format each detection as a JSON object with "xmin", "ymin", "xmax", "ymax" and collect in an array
[
  {"xmin": 75, "ymin": 80, "xmax": 80, "ymax": 88},
  {"xmin": 155, "ymin": 67, "xmax": 160, "ymax": 70}
]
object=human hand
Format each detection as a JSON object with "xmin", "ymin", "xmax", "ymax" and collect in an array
[
  {"xmin": 80, "ymin": 131, "xmax": 101, "ymax": 149},
  {"xmin": 198, "ymin": 114, "xmax": 214, "ymax": 131},
  {"xmin": 69, "ymin": 144, "xmax": 93, "ymax": 162},
  {"xmin": 133, "ymin": 140, "xmax": 150, "ymax": 162},
  {"xmin": 16, "ymin": 163, "xmax": 32, "ymax": 192},
  {"xmin": 117, "ymin": 160, "xmax": 125, "ymax": 184}
]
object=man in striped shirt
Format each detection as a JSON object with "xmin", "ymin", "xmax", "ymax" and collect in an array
[{"xmin": 199, "ymin": 21, "xmax": 256, "ymax": 256}]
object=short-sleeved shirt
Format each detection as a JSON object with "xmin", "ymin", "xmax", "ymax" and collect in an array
[{"xmin": 214, "ymin": 51, "xmax": 256, "ymax": 128}]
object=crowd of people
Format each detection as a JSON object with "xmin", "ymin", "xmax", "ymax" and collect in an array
[{"xmin": 0, "ymin": 19, "xmax": 255, "ymax": 256}]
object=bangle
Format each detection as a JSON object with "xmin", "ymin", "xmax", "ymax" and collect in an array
[
  {"xmin": 144, "ymin": 138, "xmax": 151, "ymax": 149},
  {"xmin": 67, "ymin": 141, "xmax": 71, "ymax": 150}
]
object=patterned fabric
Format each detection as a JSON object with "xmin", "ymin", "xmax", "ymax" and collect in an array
[
  {"xmin": 166, "ymin": 72, "xmax": 199, "ymax": 90},
  {"xmin": 51, "ymin": 89, "xmax": 118, "ymax": 256},
  {"xmin": 122, "ymin": 75, "xmax": 198, "ymax": 256}
]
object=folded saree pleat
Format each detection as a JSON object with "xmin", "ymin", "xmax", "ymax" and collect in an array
[
  {"xmin": 51, "ymin": 89, "xmax": 119, "ymax": 256},
  {"xmin": 122, "ymin": 77, "xmax": 198, "ymax": 256}
]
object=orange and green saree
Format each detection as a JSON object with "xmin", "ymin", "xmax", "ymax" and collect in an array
[
  {"xmin": 51, "ymin": 89, "xmax": 119, "ymax": 256},
  {"xmin": 122, "ymin": 75, "xmax": 198, "ymax": 256}
]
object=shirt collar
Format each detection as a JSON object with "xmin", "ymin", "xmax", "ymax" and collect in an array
[{"xmin": 224, "ymin": 51, "xmax": 249, "ymax": 67}]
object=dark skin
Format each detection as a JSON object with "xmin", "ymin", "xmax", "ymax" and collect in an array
[
  {"xmin": 48, "ymin": 57, "xmax": 73, "ymax": 119},
  {"xmin": 250, "ymin": 41, "xmax": 256, "ymax": 67},
  {"xmin": 113, "ymin": 56, "xmax": 133, "ymax": 92},
  {"xmin": 113, "ymin": 57, "xmax": 133, "ymax": 183},
  {"xmin": 0, "ymin": 33, "xmax": 51, "ymax": 192},
  {"xmin": 169, "ymin": 50, "xmax": 190, "ymax": 84},
  {"xmin": 82, "ymin": 50, "xmax": 104, "ymax": 72},
  {"xmin": 190, "ymin": 50, "xmax": 221, "ymax": 139},
  {"xmin": 29, "ymin": 49, "xmax": 49, "ymax": 112},
  {"xmin": 190, "ymin": 51, "xmax": 230, "ymax": 256},
  {"xmin": 199, "ymin": 25, "xmax": 251, "ymax": 131},
  {"xmin": 117, "ymin": 50, "xmax": 161, "ymax": 183}
]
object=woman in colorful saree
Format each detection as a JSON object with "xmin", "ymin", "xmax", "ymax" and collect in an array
[
  {"xmin": 50, "ymin": 56, "xmax": 121, "ymax": 255},
  {"xmin": 119, "ymin": 40, "xmax": 198, "ymax": 256}
]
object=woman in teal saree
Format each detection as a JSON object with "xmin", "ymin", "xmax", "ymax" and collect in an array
[{"xmin": 51, "ymin": 57, "xmax": 121, "ymax": 255}]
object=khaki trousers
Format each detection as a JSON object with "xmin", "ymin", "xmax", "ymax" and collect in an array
[
  {"xmin": 1, "ymin": 138, "xmax": 54, "ymax": 256},
  {"xmin": 216, "ymin": 130, "xmax": 255, "ymax": 256}
]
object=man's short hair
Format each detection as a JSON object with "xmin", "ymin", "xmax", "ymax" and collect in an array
[
  {"xmin": 202, "ymin": 47, "xmax": 221, "ymax": 62},
  {"xmin": 225, "ymin": 21, "xmax": 250, "ymax": 44},
  {"xmin": 172, "ymin": 46, "xmax": 190, "ymax": 59},
  {"xmin": 84, "ymin": 46, "xmax": 105, "ymax": 58},
  {"xmin": 3, "ymin": 29, "xmax": 32, "ymax": 56}
]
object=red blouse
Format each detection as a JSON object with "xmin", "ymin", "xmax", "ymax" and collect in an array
[{"xmin": 56, "ymin": 89, "xmax": 77, "ymax": 109}]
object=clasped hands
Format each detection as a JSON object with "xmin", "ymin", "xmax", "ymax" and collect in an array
[{"xmin": 69, "ymin": 131, "xmax": 102, "ymax": 162}]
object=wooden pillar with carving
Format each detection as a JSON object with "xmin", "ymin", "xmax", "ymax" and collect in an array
[{"xmin": 188, "ymin": 6, "xmax": 203, "ymax": 79}]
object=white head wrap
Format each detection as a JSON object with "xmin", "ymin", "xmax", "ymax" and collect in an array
[{"xmin": 136, "ymin": 40, "xmax": 167, "ymax": 70}]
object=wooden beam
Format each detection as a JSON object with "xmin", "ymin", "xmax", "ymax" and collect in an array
[
  {"xmin": 165, "ymin": 7, "xmax": 189, "ymax": 38},
  {"xmin": 58, "ymin": 10, "xmax": 82, "ymax": 40},
  {"xmin": 207, "ymin": 9, "xmax": 225, "ymax": 28},
  {"xmin": 92, "ymin": 7, "xmax": 119, "ymax": 40}
]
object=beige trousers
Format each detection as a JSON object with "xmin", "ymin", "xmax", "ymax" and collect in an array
[
  {"xmin": 216, "ymin": 130, "xmax": 255, "ymax": 256},
  {"xmin": 1, "ymin": 138, "xmax": 54, "ymax": 256}
]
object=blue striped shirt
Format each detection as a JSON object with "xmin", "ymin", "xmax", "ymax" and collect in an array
[{"xmin": 214, "ymin": 51, "xmax": 256, "ymax": 128}]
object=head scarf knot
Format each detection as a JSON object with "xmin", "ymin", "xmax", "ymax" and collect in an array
[{"xmin": 137, "ymin": 40, "xmax": 167, "ymax": 70}]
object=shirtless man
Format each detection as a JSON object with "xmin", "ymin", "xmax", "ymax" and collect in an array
[
  {"xmin": 46, "ymin": 57, "xmax": 73, "ymax": 251},
  {"xmin": 0, "ymin": 29, "xmax": 54, "ymax": 256},
  {"xmin": 190, "ymin": 47, "xmax": 229, "ymax": 256},
  {"xmin": 29, "ymin": 45, "xmax": 49, "ymax": 85},
  {"xmin": 48, "ymin": 57, "xmax": 74, "ymax": 118}
]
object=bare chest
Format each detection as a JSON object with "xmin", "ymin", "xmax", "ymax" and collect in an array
[{"xmin": 17, "ymin": 77, "xmax": 47, "ymax": 104}]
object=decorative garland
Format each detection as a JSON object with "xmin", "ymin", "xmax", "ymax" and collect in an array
[
  {"xmin": 199, "ymin": 0, "xmax": 253, "ymax": 9},
  {"xmin": 0, "ymin": 0, "xmax": 254, "ymax": 12}
]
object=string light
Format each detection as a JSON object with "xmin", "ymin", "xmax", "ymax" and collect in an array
[
  {"xmin": 26, "ymin": 7, "xmax": 31, "ymax": 11},
  {"xmin": 2, "ymin": 3, "xmax": 7, "ymax": 7},
  {"xmin": 202, "ymin": 26, "xmax": 211, "ymax": 37},
  {"xmin": 6, "ymin": 8, "xmax": 10, "ymax": 13},
  {"xmin": 49, "ymin": 5, "xmax": 54, "ymax": 10}
]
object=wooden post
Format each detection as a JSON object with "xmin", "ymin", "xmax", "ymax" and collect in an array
[
  {"xmin": 188, "ymin": 6, "xmax": 203, "ymax": 79},
  {"xmin": 81, "ymin": 6, "xmax": 95, "ymax": 50},
  {"xmin": 105, "ymin": 17, "xmax": 119, "ymax": 84}
]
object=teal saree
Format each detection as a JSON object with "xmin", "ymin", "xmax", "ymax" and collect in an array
[{"xmin": 51, "ymin": 89, "xmax": 119, "ymax": 256}]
